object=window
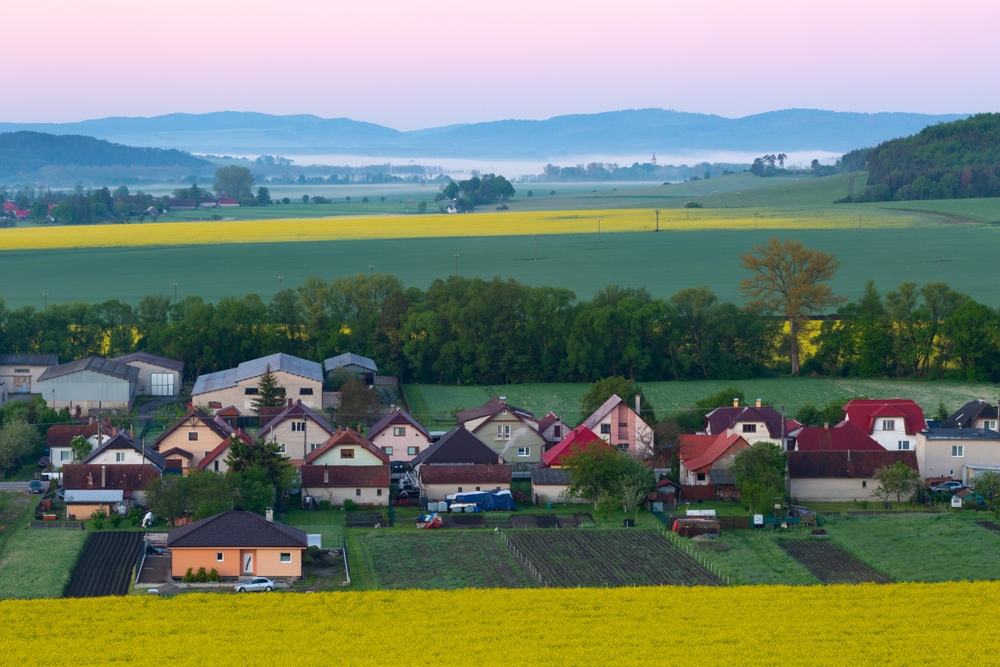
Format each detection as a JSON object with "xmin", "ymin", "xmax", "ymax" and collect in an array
[
  {"xmin": 393, "ymin": 427, "xmax": 406, "ymax": 437},
  {"xmin": 618, "ymin": 444, "xmax": 629, "ymax": 452},
  {"xmin": 377, "ymin": 489, "xmax": 382, "ymax": 496},
  {"xmin": 862, "ymin": 481, "xmax": 867, "ymax": 488},
  {"xmin": 407, "ymin": 446, "xmax": 419, "ymax": 455},
  {"xmin": 517, "ymin": 447, "xmax": 530, "ymax": 457},
  {"xmin": 952, "ymin": 445, "xmax": 965, "ymax": 457},
  {"xmin": 244, "ymin": 387, "xmax": 259, "ymax": 395},
  {"xmin": 355, "ymin": 488, "xmax": 361, "ymax": 496},
  {"xmin": 383, "ymin": 446, "xmax": 393, "ymax": 455},
  {"xmin": 279, "ymin": 552, "xmax": 291, "ymax": 563},
  {"xmin": 341, "ymin": 448, "xmax": 354, "ymax": 459},
  {"xmin": 277, "ymin": 443, "xmax": 286, "ymax": 454},
  {"xmin": 60, "ymin": 450, "xmax": 71, "ymax": 461},
  {"xmin": 475, "ymin": 487, "xmax": 481, "ymax": 491},
  {"xmin": 310, "ymin": 444, "xmax": 320, "ymax": 451},
  {"xmin": 600, "ymin": 424, "xmax": 611, "ymax": 435},
  {"xmin": 14, "ymin": 368, "xmax": 29, "ymax": 373},
  {"xmin": 208, "ymin": 401, "xmax": 222, "ymax": 409},
  {"xmin": 742, "ymin": 424, "xmax": 757, "ymax": 433},
  {"xmin": 213, "ymin": 461, "xmax": 219, "ymax": 472},
  {"xmin": 882, "ymin": 420, "xmax": 895, "ymax": 431},
  {"xmin": 987, "ymin": 420, "xmax": 997, "ymax": 431},
  {"xmin": 216, "ymin": 553, "xmax": 224, "ymax": 562},
  {"xmin": 696, "ymin": 473, "xmax": 706, "ymax": 482},
  {"xmin": 291, "ymin": 421, "xmax": 306, "ymax": 432},
  {"xmin": 299, "ymin": 387, "xmax": 313, "ymax": 395},
  {"xmin": 188, "ymin": 432, "xmax": 199, "ymax": 441},
  {"xmin": 553, "ymin": 425, "xmax": 562, "ymax": 438},
  {"xmin": 115, "ymin": 452, "xmax": 126, "ymax": 462},
  {"xmin": 619, "ymin": 422, "xmax": 628, "ymax": 429},
  {"xmin": 458, "ymin": 487, "xmax": 463, "ymax": 492},
  {"xmin": 897, "ymin": 441, "xmax": 910, "ymax": 450},
  {"xmin": 150, "ymin": 372, "xmax": 174, "ymax": 396},
  {"xmin": 496, "ymin": 424, "xmax": 511, "ymax": 440}
]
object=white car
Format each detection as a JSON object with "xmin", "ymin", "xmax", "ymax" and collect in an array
[{"xmin": 234, "ymin": 577, "xmax": 274, "ymax": 593}]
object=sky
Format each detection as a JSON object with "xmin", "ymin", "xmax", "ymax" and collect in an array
[{"xmin": 5, "ymin": 0, "xmax": 998, "ymax": 130}]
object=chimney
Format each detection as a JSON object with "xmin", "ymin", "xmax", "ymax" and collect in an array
[
  {"xmin": 824, "ymin": 422, "xmax": 829, "ymax": 430},
  {"xmin": 635, "ymin": 395, "xmax": 641, "ymax": 416},
  {"xmin": 847, "ymin": 449, "xmax": 851, "ymax": 461},
  {"xmin": 89, "ymin": 416, "xmax": 94, "ymax": 425},
  {"xmin": 129, "ymin": 428, "xmax": 134, "ymax": 440},
  {"xmin": 755, "ymin": 398, "xmax": 761, "ymax": 408},
  {"xmin": 287, "ymin": 398, "xmax": 293, "ymax": 407},
  {"xmin": 265, "ymin": 508, "xmax": 274, "ymax": 523},
  {"xmin": 390, "ymin": 404, "xmax": 397, "ymax": 412},
  {"xmin": 324, "ymin": 466, "xmax": 329, "ymax": 484},
  {"xmin": 733, "ymin": 398, "xmax": 739, "ymax": 407},
  {"xmin": 101, "ymin": 465, "xmax": 106, "ymax": 488},
  {"xmin": 86, "ymin": 473, "xmax": 93, "ymax": 489},
  {"xmin": 112, "ymin": 426, "xmax": 118, "ymax": 437}
]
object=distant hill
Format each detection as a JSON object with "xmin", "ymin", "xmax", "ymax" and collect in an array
[
  {"xmin": 0, "ymin": 131, "xmax": 212, "ymax": 180},
  {"xmin": 0, "ymin": 109, "xmax": 969, "ymax": 159},
  {"xmin": 847, "ymin": 113, "xmax": 1000, "ymax": 202}
]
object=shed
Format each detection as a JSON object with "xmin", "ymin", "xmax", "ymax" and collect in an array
[
  {"xmin": 323, "ymin": 353, "xmax": 378, "ymax": 383},
  {"xmin": 110, "ymin": 351, "xmax": 184, "ymax": 397},
  {"xmin": 37, "ymin": 356, "xmax": 139, "ymax": 415},
  {"xmin": 64, "ymin": 488, "xmax": 124, "ymax": 520},
  {"xmin": 0, "ymin": 353, "xmax": 59, "ymax": 394}
]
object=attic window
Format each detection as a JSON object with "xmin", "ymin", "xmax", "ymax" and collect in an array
[
  {"xmin": 882, "ymin": 420, "xmax": 895, "ymax": 431},
  {"xmin": 291, "ymin": 422, "xmax": 306, "ymax": 432},
  {"xmin": 245, "ymin": 387, "xmax": 259, "ymax": 395},
  {"xmin": 299, "ymin": 388, "xmax": 313, "ymax": 395},
  {"xmin": 600, "ymin": 424, "xmax": 611, "ymax": 435},
  {"xmin": 553, "ymin": 425, "xmax": 562, "ymax": 438},
  {"xmin": 341, "ymin": 448, "xmax": 354, "ymax": 459},
  {"xmin": 742, "ymin": 424, "xmax": 757, "ymax": 433},
  {"xmin": 393, "ymin": 427, "xmax": 406, "ymax": 436},
  {"xmin": 188, "ymin": 432, "xmax": 199, "ymax": 441}
]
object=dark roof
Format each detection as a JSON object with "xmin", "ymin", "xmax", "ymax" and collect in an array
[
  {"xmin": 0, "ymin": 354, "xmax": 59, "ymax": 366},
  {"xmin": 160, "ymin": 447, "xmax": 194, "ymax": 459},
  {"xmin": 154, "ymin": 407, "xmax": 232, "ymax": 448},
  {"xmin": 259, "ymin": 400, "xmax": 335, "ymax": 438},
  {"xmin": 323, "ymin": 352, "xmax": 377, "ymax": 373},
  {"xmin": 409, "ymin": 426, "xmax": 502, "ymax": 466},
  {"xmin": 794, "ymin": 422, "xmax": 884, "ymax": 452},
  {"xmin": 79, "ymin": 432, "xmax": 166, "ymax": 469},
  {"xmin": 455, "ymin": 397, "xmax": 536, "ymax": 423},
  {"xmin": 420, "ymin": 464, "xmax": 511, "ymax": 485},
  {"xmin": 366, "ymin": 408, "xmax": 431, "ymax": 442},
  {"xmin": 922, "ymin": 425, "xmax": 1000, "ymax": 441},
  {"xmin": 705, "ymin": 405, "xmax": 789, "ymax": 439},
  {"xmin": 942, "ymin": 400, "xmax": 999, "ymax": 429},
  {"xmin": 530, "ymin": 467, "xmax": 571, "ymax": 485},
  {"xmin": 37, "ymin": 356, "xmax": 139, "ymax": 383},
  {"xmin": 110, "ymin": 351, "xmax": 184, "ymax": 373},
  {"xmin": 843, "ymin": 399, "xmax": 926, "ymax": 436},
  {"xmin": 537, "ymin": 412, "xmax": 560, "ymax": 434},
  {"xmin": 788, "ymin": 450, "xmax": 918, "ymax": 479},
  {"xmin": 62, "ymin": 463, "xmax": 161, "ymax": 491},
  {"xmin": 167, "ymin": 511, "xmax": 308, "ymax": 548},
  {"xmin": 300, "ymin": 465, "xmax": 390, "ymax": 487}
]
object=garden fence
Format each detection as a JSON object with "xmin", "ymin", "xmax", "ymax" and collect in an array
[{"xmin": 498, "ymin": 530, "xmax": 549, "ymax": 587}]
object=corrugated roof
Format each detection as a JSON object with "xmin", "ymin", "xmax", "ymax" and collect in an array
[
  {"xmin": 0, "ymin": 354, "xmax": 59, "ymax": 366},
  {"xmin": 409, "ymin": 426, "xmax": 501, "ymax": 466},
  {"xmin": 324, "ymin": 352, "xmax": 377, "ymax": 373},
  {"xmin": 420, "ymin": 464, "xmax": 511, "ymax": 484},
  {"xmin": 300, "ymin": 465, "xmax": 390, "ymax": 488},
  {"xmin": 923, "ymin": 425, "xmax": 1000, "ymax": 441},
  {"xmin": 110, "ymin": 351, "xmax": 184, "ymax": 373},
  {"xmin": 65, "ymin": 489, "xmax": 124, "ymax": 503},
  {"xmin": 37, "ymin": 356, "xmax": 139, "ymax": 383},
  {"xmin": 530, "ymin": 467, "xmax": 571, "ymax": 485},
  {"xmin": 192, "ymin": 354, "xmax": 322, "ymax": 395},
  {"xmin": 366, "ymin": 408, "xmax": 431, "ymax": 442},
  {"xmin": 788, "ymin": 450, "xmax": 918, "ymax": 479},
  {"xmin": 167, "ymin": 511, "xmax": 308, "ymax": 548}
]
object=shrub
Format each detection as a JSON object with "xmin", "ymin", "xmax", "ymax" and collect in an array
[
  {"xmin": 343, "ymin": 499, "xmax": 359, "ymax": 511},
  {"xmin": 128, "ymin": 507, "xmax": 142, "ymax": 527},
  {"xmin": 496, "ymin": 204, "xmax": 508, "ymax": 210},
  {"xmin": 90, "ymin": 509, "xmax": 107, "ymax": 530},
  {"xmin": 859, "ymin": 499, "xmax": 870, "ymax": 510},
  {"xmin": 318, "ymin": 500, "xmax": 331, "ymax": 511},
  {"xmin": 183, "ymin": 568, "xmax": 196, "ymax": 583},
  {"xmin": 109, "ymin": 513, "xmax": 123, "ymax": 528},
  {"xmin": 196, "ymin": 567, "xmax": 208, "ymax": 583},
  {"xmin": 684, "ymin": 202, "xmax": 703, "ymax": 208},
  {"xmin": 208, "ymin": 568, "xmax": 221, "ymax": 582}
]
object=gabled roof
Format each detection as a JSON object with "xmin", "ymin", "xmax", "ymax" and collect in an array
[
  {"xmin": 680, "ymin": 432, "xmax": 748, "ymax": 472},
  {"xmin": 160, "ymin": 447, "xmax": 194, "ymax": 459},
  {"xmin": 304, "ymin": 428, "xmax": 390, "ymax": 465},
  {"xmin": 704, "ymin": 405, "xmax": 789, "ymax": 440},
  {"xmin": 537, "ymin": 412, "xmax": 561, "ymax": 434},
  {"xmin": 788, "ymin": 450, "xmax": 918, "ymax": 479},
  {"xmin": 942, "ymin": 400, "xmax": 999, "ymax": 429},
  {"xmin": 455, "ymin": 397, "xmax": 536, "ymax": 424},
  {"xmin": 794, "ymin": 422, "xmax": 884, "ymax": 452},
  {"xmin": 110, "ymin": 351, "xmax": 184, "ymax": 373},
  {"xmin": 540, "ymin": 425, "xmax": 607, "ymax": 467},
  {"xmin": 0, "ymin": 354, "xmax": 59, "ymax": 366},
  {"xmin": 366, "ymin": 408, "xmax": 431, "ymax": 442},
  {"xmin": 259, "ymin": 400, "xmax": 335, "ymax": 439},
  {"xmin": 80, "ymin": 432, "xmax": 166, "ymax": 469},
  {"xmin": 216, "ymin": 406, "xmax": 241, "ymax": 417},
  {"xmin": 419, "ymin": 464, "xmax": 511, "ymax": 485},
  {"xmin": 409, "ymin": 426, "xmax": 502, "ymax": 466},
  {"xmin": 198, "ymin": 430, "xmax": 254, "ymax": 470},
  {"xmin": 154, "ymin": 407, "xmax": 232, "ymax": 448},
  {"xmin": 166, "ymin": 511, "xmax": 308, "ymax": 548},
  {"xmin": 323, "ymin": 352, "xmax": 377, "ymax": 373},
  {"xmin": 192, "ymin": 353, "xmax": 323, "ymax": 395},
  {"xmin": 300, "ymin": 465, "xmax": 390, "ymax": 488},
  {"xmin": 842, "ymin": 399, "xmax": 926, "ymax": 436},
  {"xmin": 37, "ymin": 356, "xmax": 139, "ymax": 383},
  {"xmin": 531, "ymin": 467, "xmax": 572, "ymax": 486},
  {"xmin": 62, "ymin": 463, "xmax": 161, "ymax": 491},
  {"xmin": 45, "ymin": 422, "xmax": 110, "ymax": 449},
  {"xmin": 582, "ymin": 394, "xmax": 628, "ymax": 430}
]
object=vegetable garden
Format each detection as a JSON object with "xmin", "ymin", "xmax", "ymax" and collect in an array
[
  {"xmin": 63, "ymin": 532, "xmax": 143, "ymax": 598},
  {"xmin": 779, "ymin": 540, "xmax": 892, "ymax": 584}
]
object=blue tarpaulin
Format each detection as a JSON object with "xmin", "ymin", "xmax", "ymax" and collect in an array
[{"xmin": 453, "ymin": 490, "xmax": 516, "ymax": 511}]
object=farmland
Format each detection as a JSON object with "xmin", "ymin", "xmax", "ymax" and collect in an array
[
  {"xmin": 779, "ymin": 541, "xmax": 892, "ymax": 584},
  {"xmin": 505, "ymin": 529, "xmax": 721, "ymax": 587},
  {"xmin": 0, "ymin": 528, "xmax": 89, "ymax": 600},
  {"xmin": 63, "ymin": 531, "xmax": 144, "ymax": 597}
]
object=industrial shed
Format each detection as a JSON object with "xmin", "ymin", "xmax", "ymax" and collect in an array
[
  {"xmin": 111, "ymin": 351, "xmax": 184, "ymax": 397},
  {"xmin": 37, "ymin": 356, "xmax": 139, "ymax": 415}
]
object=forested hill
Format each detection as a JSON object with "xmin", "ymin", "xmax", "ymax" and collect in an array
[
  {"xmin": 0, "ymin": 131, "xmax": 211, "ymax": 178},
  {"xmin": 857, "ymin": 113, "xmax": 1000, "ymax": 201}
]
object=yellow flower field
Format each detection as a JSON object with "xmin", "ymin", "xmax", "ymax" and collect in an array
[
  {"xmin": 0, "ymin": 207, "xmax": 921, "ymax": 251},
  {"xmin": 1, "ymin": 582, "xmax": 997, "ymax": 665}
]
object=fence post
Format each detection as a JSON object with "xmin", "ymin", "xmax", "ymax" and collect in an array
[{"xmin": 342, "ymin": 536, "xmax": 351, "ymax": 585}]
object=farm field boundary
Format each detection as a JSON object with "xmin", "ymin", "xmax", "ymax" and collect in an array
[
  {"xmin": 779, "ymin": 540, "xmax": 892, "ymax": 584},
  {"xmin": 0, "ymin": 528, "xmax": 88, "ymax": 600}
]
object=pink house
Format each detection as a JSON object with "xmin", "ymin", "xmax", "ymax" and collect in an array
[{"xmin": 581, "ymin": 394, "xmax": 654, "ymax": 457}]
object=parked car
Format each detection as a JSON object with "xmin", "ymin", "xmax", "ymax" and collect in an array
[
  {"xmin": 234, "ymin": 577, "xmax": 274, "ymax": 593},
  {"xmin": 37, "ymin": 456, "xmax": 50, "ymax": 468},
  {"xmin": 930, "ymin": 481, "xmax": 965, "ymax": 494},
  {"xmin": 390, "ymin": 461, "xmax": 408, "ymax": 473},
  {"xmin": 27, "ymin": 480, "xmax": 44, "ymax": 494}
]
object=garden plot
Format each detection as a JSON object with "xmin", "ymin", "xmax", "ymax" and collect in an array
[
  {"xmin": 64, "ymin": 532, "xmax": 144, "ymax": 598},
  {"xmin": 779, "ymin": 540, "xmax": 892, "ymax": 584}
]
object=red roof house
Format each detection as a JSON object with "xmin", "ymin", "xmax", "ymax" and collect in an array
[
  {"xmin": 842, "ymin": 399, "xmax": 926, "ymax": 451},
  {"xmin": 793, "ymin": 421, "xmax": 885, "ymax": 451},
  {"xmin": 678, "ymin": 432, "xmax": 750, "ymax": 486},
  {"xmin": 540, "ymin": 425, "xmax": 609, "ymax": 467}
]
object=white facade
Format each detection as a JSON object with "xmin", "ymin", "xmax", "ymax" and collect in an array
[
  {"xmin": 50, "ymin": 434, "xmax": 109, "ymax": 470},
  {"xmin": 789, "ymin": 477, "xmax": 884, "ymax": 503},
  {"xmin": 915, "ymin": 432, "xmax": 1000, "ymax": 481},
  {"xmin": 870, "ymin": 418, "xmax": 915, "ymax": 452}
]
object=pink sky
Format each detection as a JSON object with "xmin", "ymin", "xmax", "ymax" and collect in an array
[{"xmin": 6, "ymin": 0, "xmax": 998, "ymax": 129}]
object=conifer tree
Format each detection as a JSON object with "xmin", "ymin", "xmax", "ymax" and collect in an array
[{"xmin": 250, "ymin": 364, "xmax": 286, "ymax": 414}]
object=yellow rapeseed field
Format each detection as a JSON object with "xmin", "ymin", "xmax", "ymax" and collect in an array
[
  {"xmin": 0, "ymin": 208, "xmax": 916, "ymax": 251},
  {"xmin": 2, "ymin": 582, "xmax": 998, "ymax": 665}
]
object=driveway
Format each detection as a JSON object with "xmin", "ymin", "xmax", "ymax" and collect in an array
[{"xmin": 0, "ymin": 482, "xmax": 31, "ymax": 493}]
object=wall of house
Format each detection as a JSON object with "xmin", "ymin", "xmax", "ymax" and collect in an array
[
  {"xmin": 202, "ymin": 447, "xmax": 231, "ymax": 474},
  {"xmin": 66, "ymin": 502, "xmax": 114, "ymax": 520},
  {"xmin": 155, "ymin": 423, "xmax": 228, "ymax": 468},
  {"xmin": 264, "ymin": 417, "xmax": 331, "ymax": 462},
  {"xmin": 592, "ymin": 404, "xmax": 654, "ymax": 457},
  {"xmin": 473, "ymin": 414, "xmax": 545, "ymax": 463},
  {"xmin": 539, "ymin": 420, "xmax": 568, "ymax": 444},
  {"xmin": 870, "ymin": 418, "xmax": 915, "ymax": 451},
  {"xmin": 193, "ymin": 371, "xmax": 322, "ymax": 412},
  {"xmin": 309, "ymin": 444, "xmax": 385, "ymax": 466},
  {"xmin": 0, "ymin": 364, "xmax": 53, "ymax": 394},
  {"xmin": 789, "ymin": 478, "xmax": 882, "ymax": 502},
  {"xmin": 422, "ymin": 481, "xmax": 510, "ymax": 500},
  {"xmin": 171, "ymin": 547, "xmax": 303, "ymax": 579},
  {"xmin": 50, "ymin": 434, "xmax": 109, "ymax": 470},
  {"xmin": 125, "ymin": 361, "xmax": 181, "ymax": 397},
  {"xmin": 40, "ymin": 371, "xmax": 135, "ymax": 413},
  {"xmin": 725, "ymin": 422, "xmax": 778, "ymax": 446},
  {"xmin": 85, "ymin": 448, "xmax": 150, "ymax": 466},
  {"xmin": 368, "ymin": 426, "xmax": 430, "ymax": 462},
  {"xmin": 916, "ymin": 434, "xmax": 999, "ymax": 480},
  {"xmin": 302, "ymin": 486, "xmax": 388, "ymax": 507},
  {"xmin": 533, "ymin": 484, "xmax": 586, "ymax": 505}
]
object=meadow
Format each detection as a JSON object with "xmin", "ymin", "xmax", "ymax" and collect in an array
[
  {"xmin": 2, "ymin": 583, "xmax": 999, "ymax": 665},
  {"xmin": 0, "ymin": 529, "xmax": 88, "ymax": 600}
]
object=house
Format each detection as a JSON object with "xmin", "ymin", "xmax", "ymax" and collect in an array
[
  {"xmin": 841, "ymin": 399, "xmax": 926, "ymax": 452},
  {"xmin": 530, "ymin": 467, "xmax": 579, "ymax": 505},
  {"xmin": 537, "ymin": 411, "xmax": 571, "ymax": 446},
  {"xmin": 791, "ymin": 422, "xmax": 884, "ymax": 451},
  {"xmin": 582, "ymin": 394, "xmax": 654, "ymax": 456},
  {"xmin": 197, "ymin": 431, "xmax": 255, "ymax": 474},
  {"xmin": 420, "ymin": 464, "xmax": 511, "ymax": 500},
  {"xmin": 64, "ymin": 489, "xmax": 124, "ymax": 521},
  {"xmin": 198, "ymin": 199, "xmax": 219, "ymax": 209},
  {"xmin": 166, "ymin": 511, "xmax": 308, "ymax": 579},
  {"xmin": 678, "ymin": 432, "xmax": 751, "ymax": 486},
  {"xmin": 46, "ymin": 420, "xmax": 113, "ymax": 469},
  {"xmin": 787, "ymin": 450, "xmax": 919, "ymax": 502},
  {"xmin": 110, "ymin": 351, "xmax": 183, "ymax": 397},
  {"xmin": 941, "ymin": 400, "xmax": 999, "ymax": 431},
  {"xmin": 217, "ymin": 198, "xmax": 239, "ymax": 207},
  {"xmin": 191, "ymin": 353, "xmax": 324, "ymax": 413},
  {"xmin": 62, "ymin": 463, "xmax": 161, "ymax": 513},
  {"xmin": 916, "ymin": 424, "xmax": 1000, "ymax": 483},
  {"xmin": 154, "ymin": 407, "xmax": 239, "ymax": 471},
  {"xmin": 456, "ymin": 396, "xmax": 545, "ymax": 463},
  {"xmin": 539, "ymin": 425, "xmax": 607, "ymax": 467},
  {"xmin": 37, "ymin": 356, "xmax": 139, "ymax": 415},
  {"xmin": 166, "ymin": 199, "xmax": 198, "ymax": 210},
  {"xmin": 703, "ymin": 399, "xmax": 798, "ymax": 449},
  {"xmin": 410, "ymin": 425, "xmax": 504, "ymax": 470},
  {"xmin": 323, "ymin": 352, "xmax": 378, "ymax": 384},
  {"xmin": 0, "ymin": 354, "xmax": 60, "ymax": 394},
  {"xmin": 299, "ymin": 427, "xmax": 391, "ymax": 506},
  {"xmin": 365, "ymin": 408, "xmax": 432, "ymax": 463},
  {"xmin": 79, "ymin": 431, "xmax": 166, "ymax": 470},
  {"xmin": 259, "ymin": 400, "xmax": 336, "ymax": 465}
]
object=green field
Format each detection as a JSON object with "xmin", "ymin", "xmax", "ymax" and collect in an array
[
  {"xmin": 403, "ymin": 378, "xmax": 1000, "ymax": 426},
  {"xmin": 0, "ymin": 528, "xmax": 88, "ymax": 599}
]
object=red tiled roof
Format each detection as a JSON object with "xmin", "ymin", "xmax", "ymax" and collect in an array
[
  {"xmin": 540, "ymin": 425, "xmax": 607, "ymax": 466},
  {"xmin": 62, "ymin": 464, "xmax": 160, "ymax": 491},
  {"xmin": 842, "ymin": 399, "xmax": 926, "ymax": 436},
  {"xmin": 794, "ymin": 421, "xmax": 885, "ymax": 451},
  {"xmin": 300, "ymin": 465, "xmax": 390, "ymax": 487},
  {"xmin": 788, "ymin": 450, "xmax": 918, "ymax": 479},
  {"xmin": 678, "ymin": 434, "xmax": 717, "ymax": 462},
  {"xmin": 681, "ymin": 432, "xmax": 748, "ymax": 472},
  {"xmin": 46, "ymin": 423, "xmax": 105, "ymax": 449},
  {"xmin": 419, "ymin": 464, "xmax": 511, "ymax": 485}
]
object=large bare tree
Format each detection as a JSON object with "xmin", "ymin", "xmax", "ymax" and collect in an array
[{"xmin": 738, "ymin": 238, "xmax": 845, "ymax": 375}]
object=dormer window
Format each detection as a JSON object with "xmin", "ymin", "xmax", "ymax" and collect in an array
[
  {"xmin": 882, "ymin": 420, "xmax": 895, "ymax": 431},
  {"xmin": 742, "ymin": 424, "xmax": 757, "ymax": 433}
]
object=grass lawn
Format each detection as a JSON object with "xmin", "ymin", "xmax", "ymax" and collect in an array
[
  {"xmin": 673, "ymin": 529, "xmax": 820, "ymax": 586},
  {"xmin": 0, "ymin": 528, "xmax": 88, "ymax": 599}
]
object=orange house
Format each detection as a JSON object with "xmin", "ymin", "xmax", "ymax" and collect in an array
[{"xmin": 166, "ymin": 511, "xmax": 308, "ymax": 580}]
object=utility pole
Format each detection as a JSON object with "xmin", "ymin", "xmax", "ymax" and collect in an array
[
  {"xmin": 654, "ymin": 209, "xmax": 660, "ymax": 232},
  {"xmin": 172, "ymin": 283, "xmax": 179, "ymax": 302},
  {"xmin": 40, "ymin": 292, "xmax": 49, "ymax": 311},
  {"xmin": 453, "ymin": 253, "xmax": 460, "ymax": 276},
  {"xmin": 367, "ymin": 264, "xmax": 375, "ymax": 276},
  {"xmin": 277, "ymin": 275, "xmax": 284, "ymax": 290}
]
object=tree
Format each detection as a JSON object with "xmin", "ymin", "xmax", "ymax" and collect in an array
[
  {"xmin": 730, "ymin": 442, "xmax": 786, "ymax": 514},
  {"xmin": 872, "ymin": 461, "xmax": 921, "ymax": 504},
  {"xmin": 225, "ymin": 435, "xmax": 292, "ymax": 489},
  {"xmin": 563, "ymin": 444, "xmax": 625, "ymax": 507},
  {"xmin": 337, "ymin": 379, "xmax": 381, "ymax": 428},
  {"xmin": 232, "ymin": 466, "xmax": 274, "ymax": 514},
  {"xmin": 213, "ymin": 166, "xmax": 255, "ymax": 200},
  {"xmin": 255, "ymin": 187, "xmax": 271, "ymax": 205},
  {"xmin": 70, "ymin": 434, "xmax": 92, "ymax": 462},
  {"xmin": 616, "ymin": 455, "xmax": 655, "ymax": 521},
  {"xmin": 739, "ymin": 238, "xmax": 846, "ymax": 375},
  {"xmin": 250, "ymin": 364, "xmax": 285, "ymax": 414},
  {"xmin": 579, "ymin": 376, "xmax": 655, "ymax": 424},
  {"xmin": 145, "ymin": 476, "xmax": 188, "ymax": 526},
  {"xmin": 0, "ymin": 420, "xmax": 42, "ymax": 475},
  {"xmin": 185, "ymin": 470, "xmax": 235, "ymax": 520},
  {"xmin": 972, "ymin": 471, "xmax": 1000, "ymax": 510}
]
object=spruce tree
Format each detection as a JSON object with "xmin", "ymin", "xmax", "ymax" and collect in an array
[{"xmin": 251, "ymin": 364, "xmax": 286, "ymax": 414}]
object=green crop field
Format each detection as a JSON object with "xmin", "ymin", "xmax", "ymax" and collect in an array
[
  {"xmin": 404, "ymin": 378, "xmax": 1000, "ymax": 426},
  {"xmin": 0, "ymin": 529, "xmax": 89, "ymax": 599}
]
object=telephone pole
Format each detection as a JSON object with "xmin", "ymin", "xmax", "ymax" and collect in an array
[{"xmin": 654, "ymin": 209, "xmax": 660, "ymax": 232}]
